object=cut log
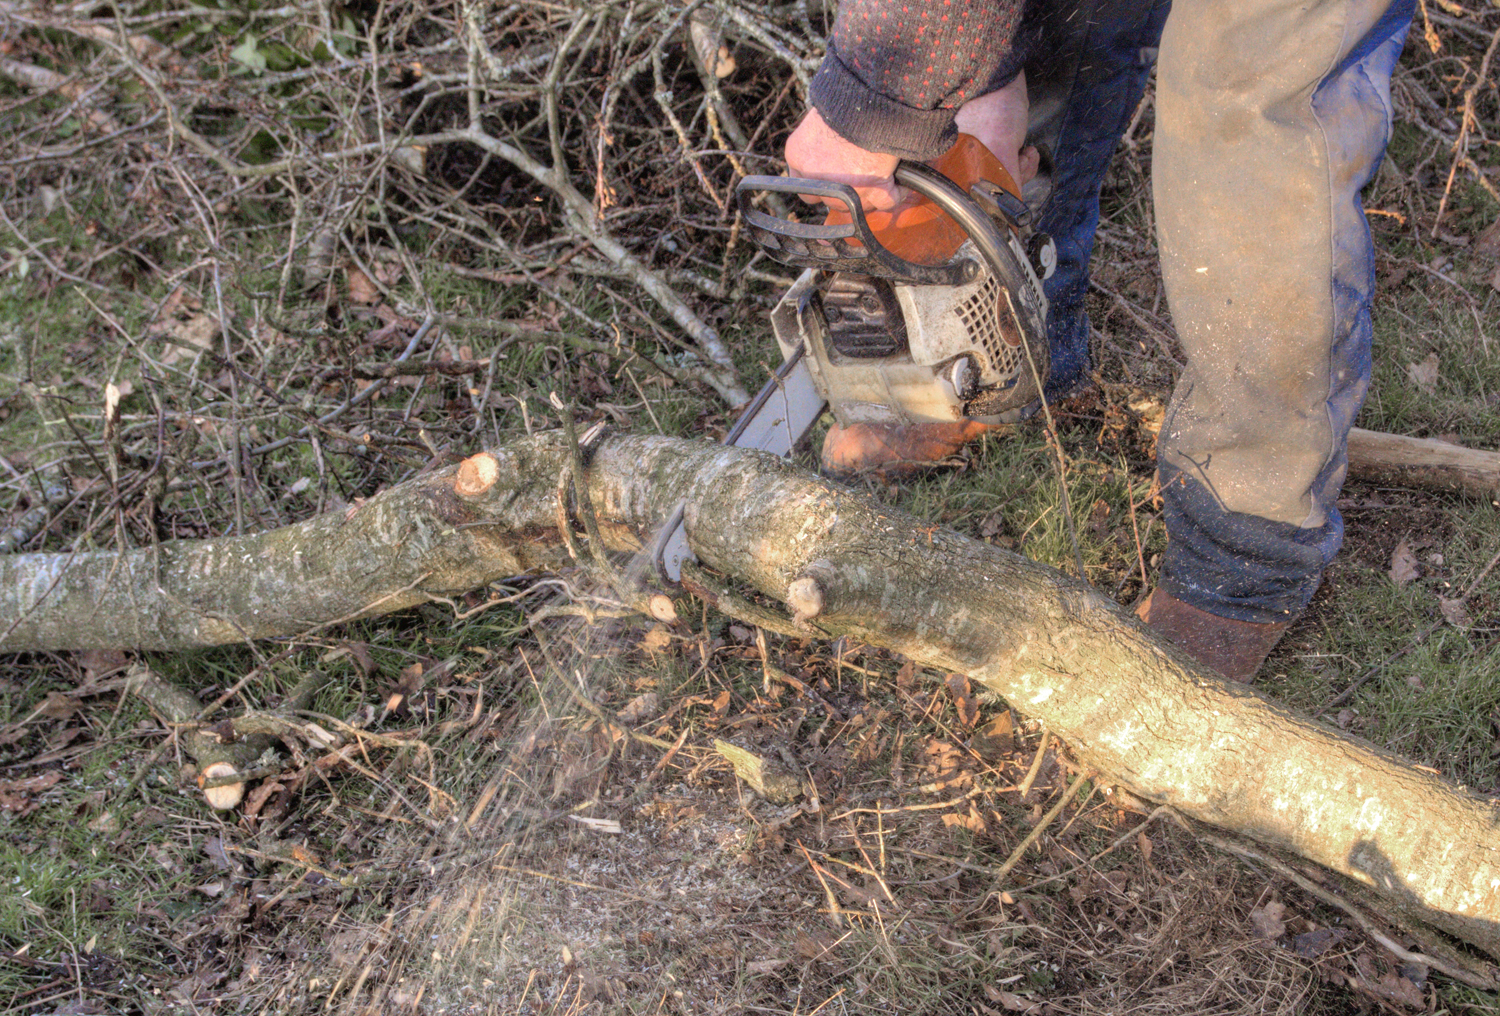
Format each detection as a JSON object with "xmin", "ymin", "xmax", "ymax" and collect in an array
[
  {"xmin": 1348, "ymin": 427, "xmax": 1500, "ymax": 501},
  {"xmin": 2, "ymin": 433, "xmax": 1497, "ymax": 974}
]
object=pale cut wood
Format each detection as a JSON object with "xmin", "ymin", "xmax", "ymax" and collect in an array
[{"xmin": 1347, "ymin": 427, "xmax": 1500, "ymax": 500}]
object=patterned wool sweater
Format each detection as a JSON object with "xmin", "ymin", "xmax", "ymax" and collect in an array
[{"xmin": 809, "ymin": 0, "xmax": 1031, "ymax": 159}]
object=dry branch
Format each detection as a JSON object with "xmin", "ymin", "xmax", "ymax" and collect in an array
[
  {"xmin": 3, "ymin": 433, "xmax": 1499, "ymax": 975},
  {"xmin": 0, "ymin": 1, "xmax": 762, "ymax": 409},
  {"xmin": 1347, "ymin": 427, "xmax": 1500, "ymax": 500}
]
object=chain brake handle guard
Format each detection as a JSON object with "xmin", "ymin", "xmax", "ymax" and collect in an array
[
  {"xmin": 736, "ymin": 161, "xmax": 1034, "ymax": 302},
  {"xmin": 736, "ymin": 171, "xmax": 982, "ymax": 287}
]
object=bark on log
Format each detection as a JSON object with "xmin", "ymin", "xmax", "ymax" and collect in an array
[
  {"xmin": 2, "ymin": 432, "xmax": 1498, "ymax": 974},
  {"xmin": 1348, "ymin": 427, "xmax": 1500, "ymax": 501}
]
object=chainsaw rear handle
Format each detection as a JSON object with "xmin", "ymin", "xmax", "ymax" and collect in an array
[
  {"xmin": 737, "ymin": 171, "xmax": 980, "ymax": 287},
  {"xmin": 737, "ymin": 162, "xmax": 1034, "ymax": 302}
]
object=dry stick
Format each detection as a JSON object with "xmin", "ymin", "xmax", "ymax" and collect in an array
[
  {"xmin": 651, "ymin": 45, "xmax": 726, "ymax": 211},
  {"xmin": 451, "ymin": 11, "xmax": 747, "ymax": 407},
  {"xmin": 720, "ymin": 3, "xmax": 818, "ymax": 91},
  {"xmin": 1015, "ymin": 296, "xmax": 1086, "ymax": 583},
  {"xmin": 689, "ymin": 12, "xmax": 754, "ymax": 195},
  {"xmin": 680, "ymin": 560, "xmax": 807, "ymax": 639},
  {"xmin": 448, "ymin": 118, "xmax": 746, "ymax": 406},
  {"xmin": 541, "ymin": 11, "xmax": 597, "ymax": 179},
  {"xmin": 1008, "ymin": 805, "xmax": 1176, "ymax": 894},
  {"xmin": 828, "ymin": 788, "xmax": 991, "ymax": 822},
  {"xmin": 198, "ymin": 316, "xmax": 437, "ymax": 466},
  {"xmin": 1016, "ymin": 729, "xmax": 1052, "ymax": 799},
  {"xmin": 991, "ymin": 770, "xmax": 1093, "ymax": 884},
  {"xmin": 798, "ymin": 840, "xmax": 844, "ymax": 926},
  {"xmin": 1123, "ymin": 472, "xmax": 1152, "ymax": 597},
  {"xmin": 1090, "ymin": 279, "xmax": 1185, "ymax": 370},
  {"xmin": 551, "ymin": 395, "xmax": 633, "ymax": 602},
  {"xmin": 1194, "ymin": 823, "xmax": 1500, "ymax": 992},
  {"xmin": 1431, "ymin": 19, "xmax": 1500, "ymax": 237},
  {"xmin": 1316, "ymin": 541, "xmax": 1500, "ymax": 716}
]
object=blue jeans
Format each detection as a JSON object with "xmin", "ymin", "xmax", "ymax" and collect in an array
[{"xmin": 1027, "ymin": 0, "xmax": 1413, "ymax": 622}]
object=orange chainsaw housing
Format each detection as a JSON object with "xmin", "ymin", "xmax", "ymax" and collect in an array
[{"xmin": 821, "ymin": 134, "xmax": 1022, "ymax": 267}]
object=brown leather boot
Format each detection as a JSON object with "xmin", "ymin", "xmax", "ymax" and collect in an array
[
  {"xmin": 821, "ymin": 420, "xmax": 997, "ymax": 479},
  {"xmin": 1135, "ymin": 588, "xmax": 1291, "ymax": 683}
]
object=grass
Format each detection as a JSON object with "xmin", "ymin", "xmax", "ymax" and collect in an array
[{"xmin": 1, "ymin": 3, "xmax": 1499, "ymax": 1013}]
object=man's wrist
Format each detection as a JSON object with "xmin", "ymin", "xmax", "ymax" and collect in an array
[{"xmin": 809, "ymin": 46, "xmax": 959, "ymax": 161}]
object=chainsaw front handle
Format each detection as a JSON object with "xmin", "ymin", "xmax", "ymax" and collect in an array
[{"xmin": 736, "ymin": 174, "xmax": 979, "ymax": 287}]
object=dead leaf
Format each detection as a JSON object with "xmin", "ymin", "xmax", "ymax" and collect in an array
[
  {"xmin": 1292, "ymin": 927, "xmax": 1342, "ymax": 957},
  {"xmin": 371, "ymin": 256, "xmax": 404, "ymax": 288},
  {"xmin": 945, "ymin": 673, "xmax": 980, "ymax": 729},
  {"xmin": 710, "ymin": 688, "xmax": 731, "ymax": 718},
  {"xmin": 971, "ymin": 710, "xmax": 1016, "ymax": 760},
  {"xmin": 152, "ymin": 292, "xmax": 220, "ymax": 366},
  {"xmin": 1354, "ymin": 952, "xmax": 1426, "ymax": 1008},
  {"xmin": 243, "ymin": 780, "xmax": 283, "ymax": 818},
  {"xmin": 1406, "ymin": 352, "xmax": 1439, "ymax": 395},
  {"xmin": 385, "ymin": 661, "xmax": 427, "ymax": 712},
  {"xmin": 1438, "ymin": 596, "xmax": 1471, "ymax": 628},
  {"xmin": 87, "ymin": 810, "xmax": 119, "ymax": 833},
  {"xmin": 203, "ymin": 836, "xmax": 235, "ymax": 872},
  {"xmin": 346, "ymin": 266, "xmax": 381, "ymax": 305},
  {"xmin": 0, "ymin": 771, "xmax": 64, "ymax": 816},
  {"xmin": 639, "ymin": 625, "xmax": 672, "ymax": 654},
  {"xmin": 30, "ymin": 726, "xmax": 89, "ymax": 766},
  {"xmin": 0, "ymin": 790, "xmax": 37, "ymax": 816},
  {"xmin": 1088, "ymin": 498, "xmax": 1110, "ymax": 540},
  {"xmin": 1388, "ymin": 538, "xmax": 1420, "ymax": 587},
  {"xmin": 895, "ymin": 658, "xmax": 916, "ymax": 690},
  {"xmin": 75, "ymin": 648, "xmax": 129, "ymax": 683},
  {"xmin": 0, "ymin": 772, "xmax": 64, "ymax": 795},
  {"xmin": 567, "ymin": 815, "xmax": 623, "ymax": 834},
  {"xmin": 33, "ymin": 690, "xmax": 79, "ymax": 720},
  {"xmin": 982, "ymin": 985, "xmax": 1041, "ymax": 1012},
  {"xmin": 941, "ymin": 806, "xmax": 987, "ymax": 834},
  {"xmin": 793, "ymin": 929, "xmax": 838, "ymax": 961},
  {"xmin": 1474, "ymin": 215, "xmax": 1500, "ymax": 258},
  {"xmin": 617, "ymin": 692, "xmax": 660, "ymax": 725},
  {"xmin": 1249, "ymin": 900, "xmax": 1286, "ymax": 940}
]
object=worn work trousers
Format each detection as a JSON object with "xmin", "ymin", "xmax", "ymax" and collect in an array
[{"xmin": 1026, "ymin": 0, "xmax": 1413, "ymax": 623}]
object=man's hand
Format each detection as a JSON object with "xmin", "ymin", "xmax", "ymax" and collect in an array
[
  {"xmin": 954, "ymin": 72, "xmax": 1039, "ymax": 188},
  {"xmin": 784, "ymin": 107, "xmax": 904, "ymax": 210},
  {"xmin": 783, "ymin": 71, "xmax": 1038, "ymax": 212}
]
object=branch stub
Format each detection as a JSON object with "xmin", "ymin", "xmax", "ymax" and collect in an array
[
  {"xmin": 454, "ymin": 452, "xmax": 500, "ymax": 496},
  {"xmin": 200, "ymin": 762, "xmax": 245, "ymax": 811}
]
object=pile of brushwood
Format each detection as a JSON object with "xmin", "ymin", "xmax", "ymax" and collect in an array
[{"xmin": 1, "ymin": 2, "xmax": 1499, "ymax": 1013}]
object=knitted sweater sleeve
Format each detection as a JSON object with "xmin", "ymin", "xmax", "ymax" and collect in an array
[{"xmin": 809, "ymin": 0, "xmax": 1030, "ymax": 160}]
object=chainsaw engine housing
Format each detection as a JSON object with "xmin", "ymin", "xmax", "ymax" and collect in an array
[{"xmin": 772, "ymin": 231, "xmax": 1050, "ymax": 426}]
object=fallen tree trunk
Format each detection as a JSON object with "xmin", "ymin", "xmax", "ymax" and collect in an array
[
  {"xmin": 1348, "ymin": 427, "xmax": 1500, "ymax": 501},
  {"xmin": 3, "ymin": 432, "xmax": 1498, "ymax": 976}
]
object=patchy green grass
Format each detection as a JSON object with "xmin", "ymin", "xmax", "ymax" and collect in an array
[{"xmin": 2, "ymin": 4, "xmax": 1500, "ymax": 1015}]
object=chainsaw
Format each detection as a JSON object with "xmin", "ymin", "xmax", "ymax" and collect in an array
[{"xmin": 654, "ymin": 134, "xmax": 1055, "ymax": 583}]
